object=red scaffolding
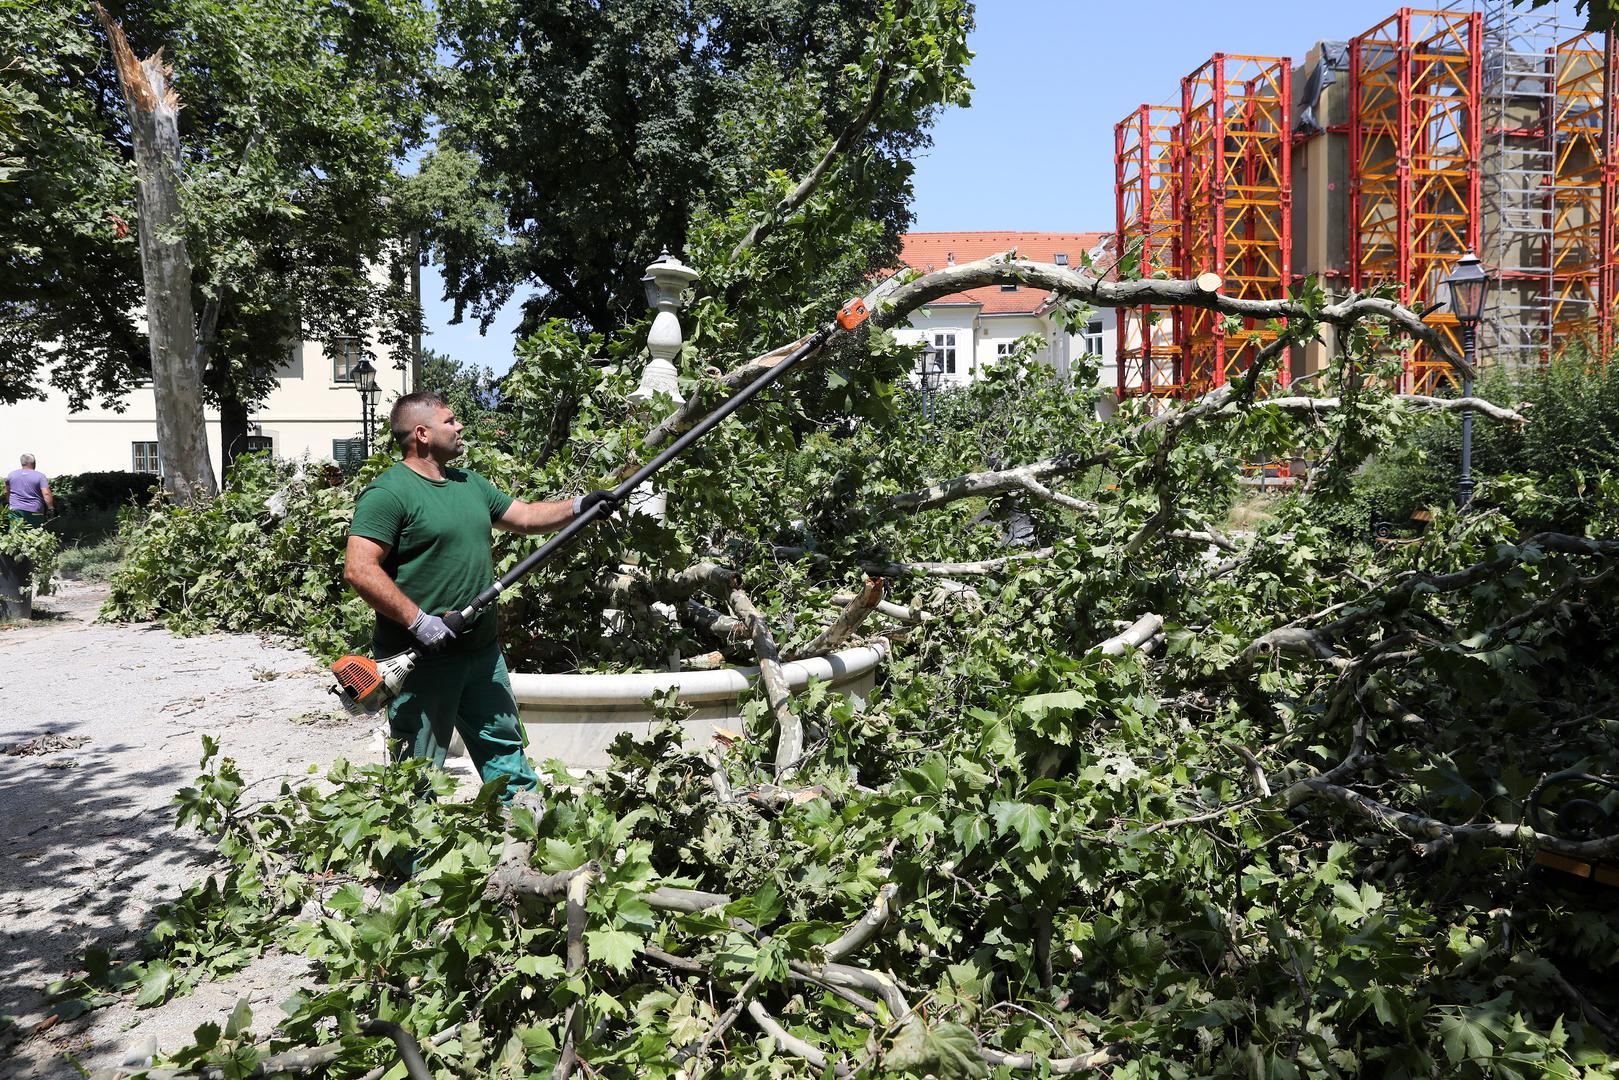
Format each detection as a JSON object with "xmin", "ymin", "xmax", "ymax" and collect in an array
[
  {"xmin": 1349, "ymin": 8, "xmax": 1482, "ymax": 393},
  {"xmin": 1179, "ymin": 54, "xmax": 1293, "ymax": 393},
  {"xmin": 1548, "ymin": 31, "xmax": 1617, "ymax": 359},
  {"xmin": 1114, "ymin": 104, "xmax": 1184, "ymax": 397}
]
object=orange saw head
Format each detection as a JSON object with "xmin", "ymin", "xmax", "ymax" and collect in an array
[{"xmin": 331, "ymin": 650, "xmax": 416, "ymax": 715}]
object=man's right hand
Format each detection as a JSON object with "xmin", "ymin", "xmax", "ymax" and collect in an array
[{"xmin": 409, "ymin": 609, "xmax": 456, "ymax": 652}]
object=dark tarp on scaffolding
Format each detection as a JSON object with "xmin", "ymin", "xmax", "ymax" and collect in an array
[{"xmin": 1296, "ymin": 42, "xmax": 1349, "ymax": 135}]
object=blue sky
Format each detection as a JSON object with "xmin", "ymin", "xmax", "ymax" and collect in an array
[{"xmin": 419, "ymin": 0, "xmax": 1407, "ymax": 374}]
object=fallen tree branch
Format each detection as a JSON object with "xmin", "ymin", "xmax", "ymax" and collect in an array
[
  {"xmin": 1095, "ymin": 613, "xmax": 1164, "ymax": 657},
  {"xmin": 774, "ymin": 545, "xmax": 1055, "ymax": 578},
  {"xmin": 833, "ymin": 592, "xmax": 933, "ymax": 624},
  {"xmin": 554, "ymin": 866, "xmax": 596, "ymax": 1080},
  {"xmin": 979, "ymin": 1042, "xmax": 1130, "ymax": 1074},
  {"xmin": 728, "ymin": 586, "xmax": 800, "ymax": 779},
  {"xmin": 1294, "ymin": 779, "xmax": 1619, "ymax": 860},
  {"xmin": 643, "ymin": 254, "xmax": 1471, "ymax": 456},
  {"xmin": 746, "ymin": 1001, "xmax": 851, "ymax": 1077},
  {"xmin": 1263, "ymin": 393, "xmax": 1528, "ymax": 425},
  {"xmin": 787, "ymin": 577, "xmax": 884, "ymax": 660},
  {"xmin": 1242, "ymin": 533, "xmax": 1619, "ymax": 665}
]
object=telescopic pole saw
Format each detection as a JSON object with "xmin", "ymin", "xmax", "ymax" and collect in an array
[{"xmin": 329, "ymin": 296, "xmax": 872, "ymax": 714}]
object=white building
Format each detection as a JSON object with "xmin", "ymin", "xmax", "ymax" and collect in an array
[
  {"xmin": 1, "ymin": 335, "xmax": 414, "ymax": 480},
  {"xmin": 887, "ymin": 231, "xmax": 1117, "ymax": 395}
]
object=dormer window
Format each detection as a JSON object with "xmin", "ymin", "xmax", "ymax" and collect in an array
[
  {"xmin": 1000, "ymin": 283, "xmax": 1018, "ymax": 292},
  {"xmin": 1054, "ymin": 253, "xmax": 1068, "ymax": 266}
]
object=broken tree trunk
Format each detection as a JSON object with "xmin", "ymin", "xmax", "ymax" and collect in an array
[{"xmin": 96, "ymin": 7, "xmax": 217, "ymax": 504}]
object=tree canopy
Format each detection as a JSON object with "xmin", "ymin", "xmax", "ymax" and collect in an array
[
  {"xmin": 0, "ymin": 0, "xmax": 435, "ymax": 418},
  {"xmin": 425, "ymin": 0, "xmax": 972, "ymax": 339}
]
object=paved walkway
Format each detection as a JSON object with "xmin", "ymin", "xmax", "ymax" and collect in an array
[{"xmin": 0, "ymin": 583, "xmax": 376, "ymax": 1078}]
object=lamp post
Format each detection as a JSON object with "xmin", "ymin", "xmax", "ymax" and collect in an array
[
  {"xmin": 1442, "ymin": 253, "xmax": 1489, "ymax": 508},
  {"xmin": 352, "ymin": 356, "xmax": 379, "ymax": 458},
  {"xmin": 916, "ymin": 343, "xmax": 944, "ymax": 428},
  {"xmin": 628, "ymin": 249, "xmax": 699, "ymax": 524}
]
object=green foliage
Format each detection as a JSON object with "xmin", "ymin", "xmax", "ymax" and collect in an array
[
  {"xmin": 3, "ymin": 0, "xmax": 434, "ymax": 413},
  {"xmin": 1307, "ymin": 354, "xmax": 1619, "ymax": 544},
  {"xmin": 49, "ymin": 470, "xmax": 159, "ymax": 515},
  {"xmin": 0, "ymin": 515, "xmax": 60, "ymax": 593},
  {"xmin": 0, "ymin": 0, "xmax": 147, "ymax": 406},
  {"xmin": 428, "ymin": 0, "xmax": 971, "ymax": 337},
  {"xmin": 102, "ymin": 455, "xmax": 372, "ymax": 659},
  {"xmin": 82, "ymin": 329, "xmax": 1619, "ymax": 1076},
  {"xmin": 419, "ymin": 347, "xmax": 500, "ymax": 432}
]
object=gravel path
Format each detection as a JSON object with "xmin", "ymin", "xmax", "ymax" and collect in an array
[{"xmin": 0, "ymin": 582, "xmax": 379, "ymax": 1078}]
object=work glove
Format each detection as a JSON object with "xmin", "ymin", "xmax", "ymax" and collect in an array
[
  {"xmin": 573, "ymin": 489, "xmax": 618, "ymax": 517},
  {"xmin": 409, "ymin": 609, "xmax": 456, "ymax": 652}
]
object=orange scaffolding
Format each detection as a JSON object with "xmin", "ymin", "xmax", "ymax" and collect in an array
[
  {"xmin": 1114, "ymin": 104, "xmax": 1184, "ymax": 397},
  {"xmin": 1179, "ymin": 54, "xmax": 1293, "ymax": 393},
  {"xmin": 1549, "ymin": 31, "xmax": 1617, "ymax": 359},
  {"xmin": 1349, "ymin": 8, "xmax": 1482, "ymax": 393}
]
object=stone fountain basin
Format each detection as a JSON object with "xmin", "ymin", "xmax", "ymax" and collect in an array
[{"xmin": 447, "ymin": 643, "xmax": 886, "ymax": 770}]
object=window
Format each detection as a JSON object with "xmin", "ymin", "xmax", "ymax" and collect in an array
[
  {"xmin": 332, "ymin": 438, "xmax": 367, "ymax": 474},
  {"xmin": 1000, "ymin": 283, "xmax": 1019, "ymax": 292},
  {"xmin": 932, "ymin": 332, "xmax": 957, "ymax": 375},
  {"xmin": 1081, "ymin": 319, "xmax": 1104, "ymax": 357},
  {"xmin": 242, "ymin": 435, "xmax": 274, "ymax": 459},
  {"xmin": 331, "ymin": 337, "xmax": 364, "ymax": 383},
  {"xmin": 132, "ymin": 441, "xmax": 161, "ymax": 474},
  {"xmin": 1054, "ymin": 253, "xmax": 1068, "ymax": 266},
  {"xmin": 996, "ymin": 342, "xmax": 1019, "ymax": 363}
]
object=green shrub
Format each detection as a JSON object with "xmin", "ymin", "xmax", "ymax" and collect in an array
[
  {"xmin": 1309, "ymin": 354, "xmax": 1619, "ymax": 543},
  {"xmin": 51, "ymin": 470, "xmax": 160, "ymax": 515},
  {"xmin": 102, "ymin": 456, "xmax": 372, "ymax": 659},
  {"xmin": 0, "ymin": 516, "xmax": 60, "ymax": 595}
]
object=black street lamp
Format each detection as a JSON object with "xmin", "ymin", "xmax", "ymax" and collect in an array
[
  {"xmin": 352, "ymin": 356, "xmax": 379, "ymax": 457},
  {"xmin": 916, "ymin": 343, "xmax": 945, "ymax": 427},
  {"xmin": 1443, "ymin": 253, "xmax": 1489, "ymax": 508}
]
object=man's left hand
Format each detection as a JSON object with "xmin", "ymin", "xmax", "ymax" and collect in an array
[{"xmin": 574, "ymin": 490, "xmax": 618, "ymax": 517}]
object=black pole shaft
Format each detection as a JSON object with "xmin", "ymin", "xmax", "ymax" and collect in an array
[
  {"xmin": 1459, "ymin": 324, "xmax": 1475, "ymax": 509},
  {"xmin": 445, "ymin": 321, "xmax": 838, "ymax": 629}
]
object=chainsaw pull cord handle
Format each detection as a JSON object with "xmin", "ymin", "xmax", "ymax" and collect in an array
[
  {"xmin": 444, "ymin": 314, "xmax": 854, "ymax": 630},
  {"xmin": 360, "ymin": 1019, "xmax": 432, "ymax": 1080}
]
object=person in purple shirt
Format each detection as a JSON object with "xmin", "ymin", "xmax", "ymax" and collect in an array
[{"xmin": 4, "ymin": 454, "xmax": 54, "ymax": 527}]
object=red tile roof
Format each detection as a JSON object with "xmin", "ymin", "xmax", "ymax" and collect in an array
[{"xmin": 895, "ymin": 231, "xmax": 1112, "ymax": 314}]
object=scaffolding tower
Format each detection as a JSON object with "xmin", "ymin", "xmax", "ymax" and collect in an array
[
  {"xmin": 1114, "ymin": 105, "xmax": 1184, "ymax": 397},
  {"xmin": 1350, "ymin": 8, "xmax": 1482, "ymax": 394},
  {"xmin": 1472, "ymin": 0, "xmax": 1570, "ymax": 364},
  {"xmin": 1549, "ymin": 30, "xmax": 1617, "ymax": 358},
  {"xmin": 1179, "ymin": 54, "xmax": 1293, "ymax": 392}
]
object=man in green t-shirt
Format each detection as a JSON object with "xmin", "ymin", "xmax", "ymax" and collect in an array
[{"xmin": 344, "ymin": 390, "xmax": 617, "ymax": 794}]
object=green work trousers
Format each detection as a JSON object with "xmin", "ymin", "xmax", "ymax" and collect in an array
[
  {"xmin": 387, "ymin": 642, "xmax": 538, "ymax": 797},
  {"xmin": 6, "ymin": 509, "xmax": 45, "ymax": 527}
]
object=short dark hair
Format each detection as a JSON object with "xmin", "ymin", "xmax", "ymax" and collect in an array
[{"xmin": 390, "ymin": 391, "xmax": 450, "ymax": 449}]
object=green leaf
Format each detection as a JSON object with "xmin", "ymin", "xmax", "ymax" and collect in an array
[
  {"xmin": 584, "ymin": 929, "xmax": 643, "ymax": 974},
  {"xmin": 515, "ymin": 955, "xmax": 566, "ymax": 979},
  {"xmin": 133, "ymin": 961, "xmax": 176, "ymax": 1008},
  {"xmin": 989, "ymin": 800, "xmax": 1050, "ymax": 851},
  {"xmin": 1437, "ymin": 1012, "xmax": 1493, "ymax": 1065},
  {"xmin": 224, "ymin": 997, "xmax": 253, "ymax": 1039},
  {"xmin": 886, "ymin": 1017, "xmax": 988, "ymax": 1079}
]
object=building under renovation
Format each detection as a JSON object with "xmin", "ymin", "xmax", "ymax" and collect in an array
[{"xmin": 1114, "ymin": 0, "xmax": 1615, "ymax": 399}]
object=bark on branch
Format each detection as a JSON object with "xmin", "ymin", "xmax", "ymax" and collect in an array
[
  {"xmin": 1242, "ymin": 533, "xmax": 1619, "ymax": 665},
  {"xmin": 728, "ymin": 586, "xmax": 800, "ymax": 778},
  {"xmin": 642, "ymin": 254, "xmax": 1472, "ymax": 455},
  {"xmin": 787, "ymin": 577, "xmax": 884, "ymax": 660},
  {"xmin": 1094, "ymin": 614, "xmax": 1165, "ymax": 657},
  {"xmin": 774, "ymin": 545, "xmax": 1056, "ymax": 578},
  {"xmin": 1294, "ymin": 778, "xmax": 1619, "ymax": 860}
]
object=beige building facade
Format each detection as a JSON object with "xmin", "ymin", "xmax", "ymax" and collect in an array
[{"xmin": 1, "ymin": 336, "xmax": 414, "ymax": 481}]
